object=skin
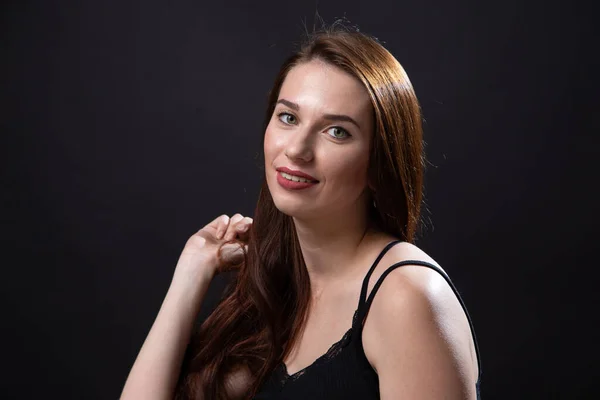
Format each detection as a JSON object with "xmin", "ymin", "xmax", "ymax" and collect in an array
[
  {"xmin": 262, "ymin": 59, "xmax": 479, "ymax": 399},
  {"xmin": 264, "ymin": 59, "xmax": 381, "ymax": 287}
]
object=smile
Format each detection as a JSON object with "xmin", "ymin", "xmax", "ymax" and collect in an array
[{"xmin": 279, "ymin": 171, "xmax": 318, "ymax": 183}]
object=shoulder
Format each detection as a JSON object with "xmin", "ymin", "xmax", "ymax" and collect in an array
[
  {"xmin": 362, "ymin": 239, "xmax": 449, "ymax": 300},
  {"xmin": 361, "ymin": 240, "xmax": 479, "ymax": 399}
]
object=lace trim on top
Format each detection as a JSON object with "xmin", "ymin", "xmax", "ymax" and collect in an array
[{"xmin": 278, "ymin": 309, "xmax": 359, "ymax": 384}]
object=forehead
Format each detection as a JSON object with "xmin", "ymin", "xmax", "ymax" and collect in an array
[{"xmin": 279, "ymin": 59, "xmax": 372, "ymax": 118}]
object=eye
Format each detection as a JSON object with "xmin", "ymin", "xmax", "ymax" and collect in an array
[
  {"xmin": 276, "ymin": 111, "xmax": 352, "ymax": 141},
  {"xmin": 327, "ymin": 127, "xmax": 351, "ymax": 141},
  {"xmin": 277, "ymin": 112, "xmax": 297, "ymax": 125}
]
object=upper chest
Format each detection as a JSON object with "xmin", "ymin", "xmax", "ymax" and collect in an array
[
  {"xmin": 283, "ymin": 280, "xmax": 359, "ymax": 375},
  {"xmin": 284, "ymin": 235, "xmax": 409, "ymax": 375}
]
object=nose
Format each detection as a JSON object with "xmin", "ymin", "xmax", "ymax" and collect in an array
[{"xmin": 284, "ymin": 125, "xmax": 315, "ymax": 163}]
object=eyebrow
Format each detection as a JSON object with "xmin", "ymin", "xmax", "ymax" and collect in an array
[{"xmin": 276, "ymin": 99, "xmax": 362, "ymax": 130}]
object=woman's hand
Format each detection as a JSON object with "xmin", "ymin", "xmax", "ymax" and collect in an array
[
  {"xmin": 121, "ymin": 213, "xmax": 252, "ymax": 400},
  {"xmin": 172, "ymin": 213, "xmax": 253, "ymax": 287}
]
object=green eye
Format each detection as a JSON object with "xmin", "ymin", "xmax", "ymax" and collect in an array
[
  {"xmin": 276, "ymin": 112, "xmax": 352, "ymax": 141},
  {"xmin": 277, "ymin": 112, "xmax": 296, "ymax": 124},
  {"xmin": 328, "ymin": 127, "xmax": 350, "ymax": 140}
]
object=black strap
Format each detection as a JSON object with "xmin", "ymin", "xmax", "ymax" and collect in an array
[
  {"xmin": 355, "ymin": 258, "xmax": 482, "ymax": 383},
  {"xmin": 357, "ymin": 240, "xmax": 405, "ymax": 308}
]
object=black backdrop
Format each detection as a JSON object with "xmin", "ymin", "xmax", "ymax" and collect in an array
[{"xmin": 2, "ymin": 0, "xmax": 597, "ymax": 398}]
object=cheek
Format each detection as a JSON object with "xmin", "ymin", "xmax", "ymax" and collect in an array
[
  {"xmin": 263, "ymin": 126, "xmax": 275, "ymax": 162},
  {"xmin": 264, "ymin": 124, "xmax": 285, "ymax": 161},
  {"xmin": 327, "ymin": 152, "xmax": 370, "ymax": 190}
]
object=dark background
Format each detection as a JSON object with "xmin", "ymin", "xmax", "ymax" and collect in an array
[{"xmin": 2, "ymin": 0, "xmax": 597, "ymax": 398}]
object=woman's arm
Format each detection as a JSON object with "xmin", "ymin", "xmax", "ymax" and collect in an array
[
  {"xmin": 363, "ymin": 266, "xmax": 478, "ymax": 400},
  {"xmin": 120, "ymin": 213, "xmax": 253, "ymax": 399},
  {"xmin": 120, "ymin": 274, "xmax": 211, "ymax": 400}
]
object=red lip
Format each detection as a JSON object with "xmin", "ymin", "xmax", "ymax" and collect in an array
[{"xmin": 276, "ymin": 167, "xmax": 318, "ymax": 182}]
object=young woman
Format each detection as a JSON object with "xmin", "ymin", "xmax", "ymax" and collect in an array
[{"xmin": 121, "ymin": 23, "xmax": 482, "ymax": 400}]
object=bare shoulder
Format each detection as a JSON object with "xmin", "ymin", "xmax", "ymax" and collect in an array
[
  {"xmin": 387, "ymin": 240, "xmax": 445, "ymax": 273},
  {"xmin": 362, "ymin": 239, "xmax": 447, "ymax": 295},
  {"xmin": 361, "ymin": 239, "xmax": 479, "ymax": 398}
]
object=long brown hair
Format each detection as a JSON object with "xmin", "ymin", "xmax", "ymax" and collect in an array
[{"xmin": 175, "ymin": 21, "xmax": 425, "ymax": 399}]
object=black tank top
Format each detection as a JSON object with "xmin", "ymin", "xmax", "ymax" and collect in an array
[{"xmin": 253, "ymin": 240, "xmax": 482, "ymax": 399}]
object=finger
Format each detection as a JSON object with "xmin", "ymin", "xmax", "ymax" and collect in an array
[
  {"xmin": 236, "ymin": 217, "xmax": 252, "ymax": 229},
  {"xmin": 224, "ymin": 242, "xmax": 249, "ymax": 263},
  {"xmin": 234, "ymin": 217, "xmax": 252, "ymax": 240},
  {"xmin": 235, "ymin": 227, "xmax": 248, "ymax": 242},
  {"xmin": 216, "ymin": 215, "xmax": 230, "ymax": 240},
  {"xmin": 224, "ymin": 214, "xmax": 244, "ymax": 241}
]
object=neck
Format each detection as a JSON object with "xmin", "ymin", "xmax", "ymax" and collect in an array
[{"xmin": 291, "ymin": 198, "xmax": 380, "ymax": 292}]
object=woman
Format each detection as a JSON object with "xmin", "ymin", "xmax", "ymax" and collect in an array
[{"xmin": 121, "ymin": 23, "xmax": 482, "ymax": 400}]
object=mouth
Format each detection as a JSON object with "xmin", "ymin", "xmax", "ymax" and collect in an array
[
  {"xmin": 278, "ymin": 170, "xmax": 319, "ymax": 184},
  {"xmin": 276, "ymin": 170, "xmax": 319, "ymax": 190},
  {"xmin": 276, "ymin": 167, "xmax": 319, "ymax": 182}
]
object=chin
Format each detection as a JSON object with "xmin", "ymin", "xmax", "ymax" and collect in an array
[
  {"xmin": 271, "ymin": 198, "xmax": 315, "ymax": 219},
  {"xmin": 271, "ymin": 199, "xmax": 300, "ymax": 215}
]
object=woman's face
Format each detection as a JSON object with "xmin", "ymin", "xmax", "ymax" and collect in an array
[{"xmin": 264, "ymin": 59, "xmax": 375, "ymax": 220}]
